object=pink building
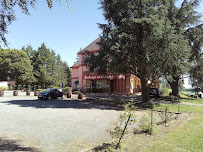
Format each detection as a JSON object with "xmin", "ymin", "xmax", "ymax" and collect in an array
[{"xmin": 71, "ymin": 38, "xmax": 159, "ymax": 95}]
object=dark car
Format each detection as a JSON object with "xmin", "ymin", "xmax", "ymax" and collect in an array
[
  {"xmin": 149, "ymin": 88, "xmax": 160, "ymax": 97},
  {"xmin": 38, "ymin": 88, "xmax": 64, "ymax": 100}
]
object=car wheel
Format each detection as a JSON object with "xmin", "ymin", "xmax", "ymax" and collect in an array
[{"xmin": 48, "ymin": 96, "xmax": 52, "ymax": 100}]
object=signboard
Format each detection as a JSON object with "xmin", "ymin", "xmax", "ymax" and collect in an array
[{"xmin": 83, "ymin": 74, "xmax": 117, "ymax": 80}]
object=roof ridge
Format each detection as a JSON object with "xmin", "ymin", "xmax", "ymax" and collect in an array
[{"xmin": 79, "ymin": 38, "xmax": 100, "ymax": 53}]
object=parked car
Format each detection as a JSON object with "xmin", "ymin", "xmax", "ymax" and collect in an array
[
  {"xmin": 38, "ymin": 88, "xmax": 64, "ymax": 100},
  {"xmin": 149, "ymin": 87, "xmax": 160, "ymax": 97}
]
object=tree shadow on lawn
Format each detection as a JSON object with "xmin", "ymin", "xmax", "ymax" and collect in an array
[
  {"xmin": 3, "ymin": 99, "xmax": 126, "ymax": 111},
  {"xmin": 0, "ymin": 137, "xmax": 39, "ymax": 152}
]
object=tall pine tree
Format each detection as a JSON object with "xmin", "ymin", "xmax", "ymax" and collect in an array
[
  {"xmin": 163, "ymin": 0, "xmax": 202, "ymax": 96},
  {"xmin": 85, "ymin": 0, "xmax": 172, "ymax": 103}
]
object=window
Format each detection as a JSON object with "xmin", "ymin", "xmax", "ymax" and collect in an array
[
  {"xmin": 97, "ymin": 81, "xmax": 103, "ymax": 88},
  {"xmin": 74, "ymin": 81, "xmax": 79, "ymax": 89}
]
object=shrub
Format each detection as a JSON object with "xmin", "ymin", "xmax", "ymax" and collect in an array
[
  {"xmin": 160, "ymin": 88, "xmax": 169, "ymax": 96},
  {"xmin": 86, "ymin": 87, "xmax": 109, "ymax": 93},
  {"xmin": 63, "ymin": 87, "xmax": 72, "ymax": 92},
  {"xmin": 0, "ymin": 86, "xmax": 8, "ymax": 91},
  {"xmin": 138, "ymin": 113, "xmax": 151, "ymax": 133},
  {"xmin": 48, "ymin": 86, "xmax": 60, "ymax": 88},
  {"xmin": 168, "ymin": 89, "xmax": 172, "ymax": 94},
  {"xmin": 8, "ymin": 86, "xmax": 13, "ymax": 90},
  {"xmin": 36, "ymin": 89, "xmax": 46, "ymax": 93}
]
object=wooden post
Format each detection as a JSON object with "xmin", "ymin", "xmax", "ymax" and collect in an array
[
  {"xmin": 151, "ymin": 104, "xmax": 153, "ymax": 134},
  {"xmin": 116, "ymin": 114, "xmax": 131, "ymax": 149},
  {"xmin": 165, "ymin": 106, "xmax": 168, "ymax": 126}
]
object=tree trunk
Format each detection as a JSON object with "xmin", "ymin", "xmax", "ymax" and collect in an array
[
  {"xmin": 170, "ymin": 76, "xmax": 179, "ymax": 96},
  {"xmin": 15, "ymin": 81, "xmax": 18, "ymax": 90},
  {"xmin": 140, "ymin": 77, "xmax": 150, "ymax": 103}
]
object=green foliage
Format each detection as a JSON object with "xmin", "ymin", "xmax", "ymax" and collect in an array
[
  {"xmin": 160, "ymin": 88, "xmax": 169, "ymax": 96},
  {"xmin": 162, "ymin": 0, "xmax": 202, "ymax": 96},
  {"xmin": 36, "ymin": 89, "xmax": 46, "ymax": 93},
  {"xmin": 190, "ymin": 58, "xmax": 203, "ymax": 90},
  {"xmin": 48, "ymin": 86, "xmax": 60, "ymax": 88},
  {"xmin": 86, "ymin": 87, "xmax": 109, "ymax": 93},
  {"xmin": 23, "ymin": 43, "xmax": 71, "ymax": 88},
  {"xmin": 168, "ymin": 89, "xmax": 172, "ymax": 94},
  {"xmin": 0, "ymin": 86, "xmax": 7, "ymax": 91},
  {"xmin": 111, "ymin": 103, "xmax": 136, "ymax": 149},
  {"xmin": 8, "ymin": 86, "xmax": 14, "ymax": 90},
  {"xmin": 138, "ymin": 113, "xmax": 152, "ymax": 133},
  {"xmin": 154, "ymin": 105, "xmax": 174, "ymax": 127},
  {"xmin": 0, "ymin": 49, "xmax": 35, "ymax": 88},
  {"xmin": 84, "ymin": 0, "xmax": 196, "ymax": 102},
  {"xmin": 62, "ymin": 87, "xmax": 72, "ymax": 92}
]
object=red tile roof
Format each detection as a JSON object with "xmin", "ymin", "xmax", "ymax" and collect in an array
[
  {"xmin": 79, "ymin": 38, "xmax": 100, "ymax": 53},
  {"xmin": 70, "ymin": 62, "xmax": 79, "ymax": 68}
]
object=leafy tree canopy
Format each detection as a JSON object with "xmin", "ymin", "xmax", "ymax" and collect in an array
[
  {"xmin": 0, "ymin": 0, "xmax": 70, "ymax": 46},
  {"xmin": 0, "ymin": 49, "xmax": 35, "ymax": 88},
  {"xmin": 22, "ymin": 43, "xmax": 71, "ymax": 88},
  {"xmin": 84, "ymin": 0, "xmax": 202, "ymax": 102}
]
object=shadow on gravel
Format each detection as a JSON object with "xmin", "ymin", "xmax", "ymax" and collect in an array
[
  {"xmin": 0, "ymin": 138, "xmax": 39, "ymax": 152},
  {"xmin": 3, "ymin": 99, "xmax": 125, "ymax": 111}
]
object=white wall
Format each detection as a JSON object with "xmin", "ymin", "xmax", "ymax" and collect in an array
[{"xmin": 0, "ymin": 82, "xmax": 8, "ymax": 88}]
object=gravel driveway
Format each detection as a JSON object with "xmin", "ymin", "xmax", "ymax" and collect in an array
[{"xmin": 0, "ymin": 92, "xmax": 124, "ymax": 152}]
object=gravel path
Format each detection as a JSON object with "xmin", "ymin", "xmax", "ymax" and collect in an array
[{"xmin": 0, "ymin": 92, "xmax": 124, "ymax": 152}]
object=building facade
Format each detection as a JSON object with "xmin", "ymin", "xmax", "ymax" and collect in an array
[{"xmin": 71, "ymin": 38, "xmax": 159, "ymax": 95}]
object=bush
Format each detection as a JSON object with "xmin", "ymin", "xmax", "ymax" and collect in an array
[
  {"xmin": 48, "ymin": 86, "xmax": 60, "ymax": 88},
  {"xmin": 8, "ymin": 86, "xmax": 14, "ymax": 90},
  {"xmin": 0, "ymin": 86, "xmax": 8, "ymax": 91},
  {"xmin": 62, "ymin": 87, "xmax": 72, "ymax": 92},
  {"xmin": 36, "ymin": 89, "xmax": 46, "ymax": 93},
  {"xmin": 160, "ymin": 88, "xmax": 169, "ymax": 96},
  {"xmin": 86, "ymin": 87, "xmax": 109, "ymax": 93}
]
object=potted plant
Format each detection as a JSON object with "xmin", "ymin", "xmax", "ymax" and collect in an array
[
  {"xmin": 63, "ymin": 87, "xmax": 72, "ymax": 98},
  {"xmin": 34, "ymin": 90, "xmax": 39, "ymax": 96},
  {"xmin": 26, "ymin": 90, "xmax": 31, "ymax": 96},
  {"xmin": 0, "ymin": 89, "xmax": 4, "ymax": 97},
  {"xmin": 78, "ymin": 92, "xmax": 83, "ymax": 99},
  {"xmin": 67, "ymin": 91, "xmax": 72, "ymax": 98},
  {"xmin": 13, "ymin": 90, "xmax": 18, "ymax": 96}
]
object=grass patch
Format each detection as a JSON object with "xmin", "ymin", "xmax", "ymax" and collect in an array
[
  {"xmin": 154, "ymin": 104, "xmax": 203, "ymax": 114},
  {"xmin": 180, "ymin": 93, "xmax": 203, "ymax": 104},
  {"xmin": 142, "ymin": 114, "xmax": 203, "ymax": 152},
  {"xmin": 159, "ymin": 93, "xmax": 203, "ymax": 104}
]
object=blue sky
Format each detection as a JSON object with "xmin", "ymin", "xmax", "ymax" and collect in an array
[
  {"xmin": 1, "ymin": 0, "xmax": 203, "ymax": 72},
  {"xmin": 1, "ymin": 0, "xmax": 105, "ymax": 67}
]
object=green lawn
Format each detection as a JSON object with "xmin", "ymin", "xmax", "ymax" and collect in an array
[
  {"xmin": 154, "ymin": 104, "xmax": 203, "ymax": 114},
  {"xmin": 143, "ymin": 100, "xmax": 203, "ymax": 152},
  {"xmin": 142, "ymin": 114, "xmax": 203, "ymax": 152},
  {"xmin": 97, "ymin": 97, "xmax": 203, "ymax": 152},
  {"xmin": 119, "ymin": 97, "xmax": 203, "ymax": 152},
  {"xmin": 180, "ymin": 93, "xmax": 203, "ymax": 104}
]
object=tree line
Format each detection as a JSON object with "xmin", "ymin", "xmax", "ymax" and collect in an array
[
  {"xmin": 84, "ymin": 0, "xmax": 203, "ymax": 103},
  {"xmin": 0, "ymin": 43, "xmax": 71, "ymax": 90}
]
